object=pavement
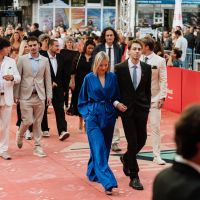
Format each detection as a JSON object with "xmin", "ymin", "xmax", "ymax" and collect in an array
[{"xmin": 0, "ymin": 105, "xmax": 179, "ymax": 200}]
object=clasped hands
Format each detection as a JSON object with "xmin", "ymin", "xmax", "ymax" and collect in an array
[
  {"xmin": 3, "ymin": 75, "xmax": 14, "ymax": 81},
  {"xmin": 116, "ymin": 103, "xmax": 127, "ymax": 112}
]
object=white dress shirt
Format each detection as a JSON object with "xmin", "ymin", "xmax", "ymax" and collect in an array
[
  {"xmin": 105, "ymin": 43, "xmax": 115, "ymax": 72},
  {"xmin": 143, "ymin": 52, "xmax": 155, "ymax": 65},
  {"xmin": 92, "ymin": 30, "xmax": 101, "ymax": 36},
  {"xmin": 0, "ymin": 57, "xmax": 6, "ymax": 93},
  {"xmin": 47, "ymin": 51, "xmax": 57, "ymax": 76},
  {"xmin": 175, "ymin": 155, "xmax": 200, "ymax": 174},
  {"xmin": 113, "ymin": 58, "xmax": 142, "ymax": 107},
  {"xmin": 175, "ymin": 36, "xmax": 188, "ymax": 62}
]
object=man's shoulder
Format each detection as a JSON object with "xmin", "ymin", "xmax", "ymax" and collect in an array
[
  {"xmin": 141, "ymin": 61, "xmax": 151, "ymax": 69},
  {"xmin": 116, "ymin": 60, "xmax": 128, "ymax": 68},
  {"xmin": 152, "ymin": 54, "xmax": 165, "ymax": 62},
  {"xmin": 40, "ymin": 55, "xmax": 49, "ymax": 62}
]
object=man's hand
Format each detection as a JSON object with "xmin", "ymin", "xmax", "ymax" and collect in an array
[
  {"xmin": 3, "ymin": 75, "xmax": 14, "ymax": 81},
  {"xmin": 52, "ymin": 82, "xmax": 57, "ymax": 89},
  {"xmin": 158, "ymin": 99, "xmax": 165, "ymax": 109},
  {"xmin": 14, "ymin": 97, "xmax": 19, "ymax": 104},
  {"xmin": 71, "ymin": 83, "xmax": 75, "ymax": 91},
  {"xmin": 116, "ymin": 103, "xmax": 127, "ymax": 112},
  {"xmin": 64, "ymin": 92, "xmax": 66, "ymax": 96},
  {"xmin": 47, "ymin": 98, "xmax": 51, "ymax": 106}
]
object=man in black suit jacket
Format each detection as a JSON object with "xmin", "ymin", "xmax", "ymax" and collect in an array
[
  {"xmin": 153, "ymin": 104, "xmax": 200, "ymax": 200},
  {"xmin": 92, "ymin": 26, "xmax": 122, "ymax": 152},
  {"xmin": 29, "ymin": 23, "xmax": 44, "ymax": 38},
  {"xmin": 42, "ymin": 39, "xmax": 70, "ymax": 141},
  {"xmin": 114, "ymin": 39, "xmax": 151, "ymax": 190}
]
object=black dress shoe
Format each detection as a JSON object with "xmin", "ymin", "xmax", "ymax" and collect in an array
[
  {"xmin": 129, "ymin": 177, "xmax": 144, "ymax": 190},
  {"xmin": 120, "ymin": 155, "xmax": 130, "ymax": 176}
]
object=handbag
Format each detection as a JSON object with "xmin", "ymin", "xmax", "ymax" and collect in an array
[{"xmin": 69, "ymin": 53, "xmax": 81, "ymax": 87}]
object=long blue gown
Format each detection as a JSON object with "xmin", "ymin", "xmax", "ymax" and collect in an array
[{"xmin": 78, "ymin": 72, "xmax": 121, "ymax": 191}]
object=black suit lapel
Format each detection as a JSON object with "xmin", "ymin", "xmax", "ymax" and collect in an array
[
  {"xmin": 124, "ymin": 60, "xmax": 135, "ymax": 91},
  {"xmin": 45, "ymin": 52, "xmax": 56, "ymax": 79},
  {"xmin": 136, "ymin": 61, "xmax": 146, "ymax": 90},
  {"xmin": 55, "ymin": 54, "xmax": 61, "ymax": 79}
]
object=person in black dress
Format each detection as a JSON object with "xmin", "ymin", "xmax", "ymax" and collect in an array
[
  {"xmin": 60, "ymin": 36, "xmax": 79, "ymax": 114},
  {"xmin": 70, "ymin": 40, "xmax": 95, "ymax": 132},
  {"xmin": 39, "ymin": 34, "xmax": 50, "ymax": 55}
]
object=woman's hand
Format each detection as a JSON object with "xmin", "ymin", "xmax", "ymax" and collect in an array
[
  {"xmin": 116, "ymin": 103, "xmax": 127, "ymax": 112},
  {"xmin": 71, "ymin": 83, "xmax": 75, "ymax": 91}
]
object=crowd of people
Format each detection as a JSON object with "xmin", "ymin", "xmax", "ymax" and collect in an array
[{"xmin": 0, "ymin": 20, "xmax": 199, "ymax": 199}]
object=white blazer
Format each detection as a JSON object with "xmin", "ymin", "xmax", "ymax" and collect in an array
[
  {"xmin": 3, "ymin": 56, "xmax": 21, "ymax": 106},
  {"xmin": 140, "ymin": 54, "xmax": 167, "ymax": 102}
]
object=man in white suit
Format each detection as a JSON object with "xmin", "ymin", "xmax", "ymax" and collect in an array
[
  {"xmin": 0, "ymin": 37, "xmax": 21, "ymax": 160},
  {"xmin": 141, "ymin": 37, "xmax": 167, "ymax": 165}
]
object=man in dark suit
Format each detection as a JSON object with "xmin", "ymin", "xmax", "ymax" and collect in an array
[
  {"xmin": 82, "ymin": 27, "xmax": 91, "ymax": 36},
  {"xmin": 29, "ymin": 23, "xmax": 44, "ymax": 38},
  {"xmin": 153, "ymin": 104, "xmax": 200, "ymax": 200},
  {"xmin": 92, "ymin": 26, "xmax": 122, "ymax": 152},
  {"xmin": 16, "ymin": 27, "xmax": 27, "ymax": 40},
  {"xmin": 114, "ymin": 39, "xmax": 151, "ymax": 190},
  {"xmin": 42, "ymin": 39, "xmax": 70, "ymax": 141}
]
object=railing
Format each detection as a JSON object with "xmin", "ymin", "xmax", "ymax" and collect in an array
[{"xmin": 164, "ymin": 50, "xmax": 200, "ymax": 71}]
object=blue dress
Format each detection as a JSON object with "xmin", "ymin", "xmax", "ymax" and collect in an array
[{"xmin": 78, "ymin": 72, "xmax": 121, "ymax": 191}]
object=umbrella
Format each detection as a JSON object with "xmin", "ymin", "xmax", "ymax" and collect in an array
[{"xmin": 172, "ymin": 0, "xmax": 183, "ymax": 28}]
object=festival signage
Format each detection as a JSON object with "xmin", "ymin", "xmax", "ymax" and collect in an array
[
  {"xmin": 103, "ymin": 9, "xmax": 116, "ymax": 30},
  {"xmin": 87, "ymin": 9, "xmax": 101, "ymax": 31},
  {"xmin": 71, "ymin": 8, "xmax": 85, "ymax": 31}
]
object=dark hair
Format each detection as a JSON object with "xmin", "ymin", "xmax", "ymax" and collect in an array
[
  {"xmin": 16, "ymin": 27, "xmax": 24, "ymax": 32},
  {"xmin": 141, "ymin": 37, "xmax": 155, "ymax": 51},
  {"xmin": 90, "ymin": 33, "xmax": 97, "ymax": 37},
  {"xmin": 173, "ymin": 49, "xmax": 182, "ymax": 59},
  {"xmin": 88, "ymin": 20, "xmax": 93, "ymax": 25},
  {"xmin": 48, "ymin": 39, "xmax": 57, "ymax": 48},
  {"xmin": 154, "ymin": 41, "xmax": 164, "ymax": 57},
  {"xmin": 33, "ymin": 23, "xmax": 39, "ymax": 29},
  {"xmin": 175, "ymin": 30, "xmax": 181, "ymax": 36},
  {"xmin": 176, "ymin": 26, "xmax": 181, "ymax": 30},
  {"xmin": 128, "ymin": 37, "xmax": 134, "ymax": 41},
  {"xmin": 94, "ymin": 36, "xmax": 99, "ymax": 41},
  {"xmin": 27, "ymin": 36, "xmax": 38, "ymax": 44},
  {"xmin": 99, "ymin": 27, "xmax": 120, "ymax": 45},
  {"xmin": 175, "ymin": 104, "xmax": 200, "ymax": 159},
  {"xmin": 55, "ymin": 31, "xmax": 61, "ymax": 38},
  {"xmin": 86, "ymin": 36, "xmax": 93, "ymax": 40},
  {"xmin": 0, "ymin": 37, "xmax": 10, "ymax": 49},
  {"xmin": 83, "ymin": 39, "xmax": 96, "ymax": 53},
  {"xmin": 128, "ymin": 39, "xmax": 143, "ymax": 50}
]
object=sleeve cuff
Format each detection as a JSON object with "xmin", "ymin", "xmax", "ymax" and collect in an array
[{"xmin": 113, "ymin": 100, "xmax": 120, "ymax": 107}]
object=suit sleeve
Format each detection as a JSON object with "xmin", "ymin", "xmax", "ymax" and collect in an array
[
  {"xmin": 159, "ymin": 59, "xmax": 167, "ymax": 100},
  {"xmin": 113, "ymin": 64, "xmax": 120, "ymax": 103},
  {"xmin": 62, "ymin": 59, "xmax": 68, "ymax": 92},
  {"xmin": 145, "ymin": 66, "xmax": 152, "ymax": 106},
  {"xmin": 13, "ymin": 57, "xmax": 23, "ymax": 98},
  {"xmin": 12, "ymin": 59, "xmax": 21, "ymax": 84},
  {"xmin": 44, "ymin": 59, "xmax": 52, "ymax": 99}
]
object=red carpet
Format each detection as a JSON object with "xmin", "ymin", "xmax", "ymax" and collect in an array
[{"xmin": 0, "ymin": 105, "xmax": 179, "ymax": 200}]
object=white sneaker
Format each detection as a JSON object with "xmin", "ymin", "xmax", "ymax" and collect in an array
[
  {"xmin": 153, "ymin": 156, "xmax": 166, "ymax": 165},
  {"xmin": 24, "ymin": 130, "xmax": 32, "ymax": 140},
  {"xmin": 42, "ymin": 131, "xmax": 50, "ymax": 137},
  {"xmin": 59, "ymin": 132, "xmax": 70, "ymax": 141},
  {"xmin": 34, "ymin": 147, "xmax": 46, "ymax": 158}
]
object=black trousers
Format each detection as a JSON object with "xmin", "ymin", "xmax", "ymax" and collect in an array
[
  {"xmin": 16, "ymin": 101, "xmax": 49, "ymax": 132},
  {"xmin": 52, "ymin": 96, "xmax": 67, "ymax": 136},
  {"xmin": 121, "ymin": 113, "xmax": 148, "ymax": 180}
]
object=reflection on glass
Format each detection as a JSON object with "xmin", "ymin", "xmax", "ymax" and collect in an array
[
  {"xmin": 40, "ymin": 0, "xmax": 53, "ymax": 6},
  {"xmin": 88, "ymin": 0, "xmax": 101, "ymax": 6},
  {"xmin": 55, "ymin": 8, "xmax": 69, "ymax": 28},
  {"xmin": 71, "ymin": 0, "xmax": 85, "ymax": 7},
  {"xmin": 155, "ymin": 9, "xmax": 162, "ymax": 17},
  {"xmin": 138, "ymin": 9, "xmax": 154, "ymax": 26},
  {"xmin": 104, "ymin": 0, "xmax": 115, "ymax": 6},
  {"xmin": 56, "ymin": 0, "xmax": 69, "ymax": 6}
]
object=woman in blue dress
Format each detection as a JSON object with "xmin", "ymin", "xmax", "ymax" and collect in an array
[{"xmin": 78, "ymin": 51, "xmax": 122, "ymax": 195}]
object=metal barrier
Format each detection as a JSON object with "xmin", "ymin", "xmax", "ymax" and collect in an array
[{"xmin": 164, "ymin": 50, "xmax": 200, "ymax": 71}]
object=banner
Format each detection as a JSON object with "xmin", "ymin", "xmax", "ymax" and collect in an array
[
  {"xmin": 87, "ymin": 9, "xmax": 101, "ymax": 31},
  {"xmin": 39, "ymin": 8, "xmax": 53, "ymax": 31},
  {"xmin": 55, "ymin": 8, "xmax": 69, "ymax": 29},
  {"xmin": 172, "ymin": 0, "xmax": 183, "ymax": 28},
  {"xmin": 163, "ymin": 67, "xmax": 182, "ymax": 113},
  {"xmin": 71, "ymin": 8, "xmax": 85, "ymax": 31},
  {"xmin": 103, "ymin": 9, "xmax": 116, "ymax": 29},
  {"xmin": 139, "ymin": 28, "xmax": 157, "ymax": 40}
]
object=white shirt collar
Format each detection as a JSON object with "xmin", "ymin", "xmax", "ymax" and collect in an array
[
  {"xmin": 175, "ymin": 155, "xmax": 200, "ymax": 174},
  {"xmin": 105, "ymin": 43, "xmax": 113, "ymax": 49},
  {"xmin": 128, "ymin": 58, "xmax": 140, "ymax": 68},
  {"xmin": 145, "ymin": 52, "xmax": 155, "ymax": 60},
  {"xmin": 47, "ymin": 51, "xmax": 56, "ymax": 59}
]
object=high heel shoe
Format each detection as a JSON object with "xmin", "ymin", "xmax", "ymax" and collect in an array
[{"xmin": 78, "ymin": 121, "xmax": 83, "ymax": 133}]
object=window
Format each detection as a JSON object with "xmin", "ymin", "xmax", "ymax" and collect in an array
[
  {"xmin": 40, "ymin": 0, "xmax": 53, "ymax": 6},
  {"xmin": 71, "ymin": 0, "xmax": 85, "ymax": 7},
  {"xmin": 55, "ymin": 0, "xmax": 69, "ymax": 6},
  {"xmin": 87, "ymin": 0, "xmax": 101, "ymax": 6},
  {"xmin": 104, "ymin": 0, "xmax": 115, "ymax": 6}
]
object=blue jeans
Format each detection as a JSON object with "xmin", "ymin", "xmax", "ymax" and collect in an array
[{"xmin": 185, "ymin": 48, "xmax": 195, "ymax": 69}]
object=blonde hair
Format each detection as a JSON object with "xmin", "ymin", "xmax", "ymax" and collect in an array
[
  {"xmin": 62, "ymin": 36, "xmax": 75, "ymax": 49},
  {"xmin": 93, "ymin": 51, "xmax": 110, "ymax": 75},
  {"xmin": 18, "ymin": 40, "xmax": 28, "ymax": 57},
  {"xmin": 10, "ymin": 31, "xmax": 23, "ymax": 44}
]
